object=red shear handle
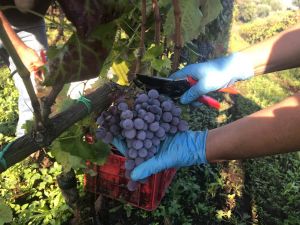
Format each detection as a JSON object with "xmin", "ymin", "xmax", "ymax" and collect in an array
[
  {"xmin": 198, "ymin": 95, "xmax": 220, "ymax": 110},
  {"xmin": 187, "ymin": 76, "xmax": 239, "ymax": 94}
]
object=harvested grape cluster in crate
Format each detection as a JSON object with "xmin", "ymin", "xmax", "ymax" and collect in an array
[
  {"xmin": 87, "ymin": 88, "xmax": 188, "ymax": 210},
  {"xmin": 96, "ymin": 89, "xmax": 188, "ymax": 191}
]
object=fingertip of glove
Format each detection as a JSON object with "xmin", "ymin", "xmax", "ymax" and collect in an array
[{"xmin": 130, "ymin": 168, "xmax": 146, "ymax": 181}]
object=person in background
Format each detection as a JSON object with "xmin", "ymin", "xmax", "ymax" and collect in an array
[
  {"xmin": 0, "ymin": 0, "xmax": 52, "ymax": 137},
  {"xmin": 113, "ymin": 23, "xmax": 300, "ymax": 181}
]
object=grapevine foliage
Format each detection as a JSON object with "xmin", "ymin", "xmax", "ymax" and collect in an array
[{"xmin": 0, "ymin": 200, "xmax": 12, "ymax": 225}]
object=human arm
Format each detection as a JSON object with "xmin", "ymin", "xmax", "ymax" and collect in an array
[
  {"xmin": 206, "ymin": 93, "xmax": 300, "ymax": 162},
  {"xmin": 0, "ymin": 11, "xmax": 44, "ymax": 73},
  {"xmin": 242, "ymin": 23, "xmax": 300, "ymax": 75},
  {"xmin": 125, "ymin": 93, "xmax": 300, "ymax": 180},
  {"xmin": 170, "ymin": 23, "xmax": 300, "ymax": 104}
]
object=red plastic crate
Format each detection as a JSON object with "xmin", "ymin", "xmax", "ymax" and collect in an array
[{"xmin": 84, "ymin": 149, "xmax": 176, "ymax": 211}]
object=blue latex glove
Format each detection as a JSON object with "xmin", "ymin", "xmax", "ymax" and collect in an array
[
  {"xmin": 111, "ymin": 138, "xmax": 127, "ymax": 156},
  {"xmin": 131, "ymin": 130, "xmax": 208, "ymax": 181},
  {"xmin": 170, "ymin": 52, "xmax": 254, "ymax": 104}
]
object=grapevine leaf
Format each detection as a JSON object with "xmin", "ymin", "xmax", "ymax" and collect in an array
[
  {"xmin": 164, "ymin": 0, "xmax": 203, "ymax": 44},
  {"xmin": 90, "ymin": 21, "xmax": 118, "ymax": 49},
  {"xmin": 199, "ymin": 0, "xmax": 223, "ymax": 27},
  {"xmin": 54, "ymin": 136, "xmax": 110, "ymax": 166},
  {"xmin": 142, "ymin": 45, "xmax": 172, "ymax": 75},
  {"xmin": 51, "ymin": 144, "xmax": 85, "ymax": 172},
  {"xmin": 159, "ymin": 0, "xmax": 172, "ymax": 8},
  {"xmin": 0, "ymin": 201, "xmax": 13, "ymax": 225},
  {"xmin": 112, "ymin": 61, "xmax": 129, "ymax": 85},
  {"xmin": 142, "ymin": 44, "xmax": 164, "ymax": 61}
]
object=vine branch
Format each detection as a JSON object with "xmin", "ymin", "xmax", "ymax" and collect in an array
[
  {"xmin": 172, "ymin": 0, "xmax": 182, "ymax": 72},
  {"xmin": 152, "ymin": 0, "xmax": 161, "ymax": 45},
  {"xmin": 0, "ymin": 82, "xmax": 125, "ymax": 173},
  {"xmin": 129, "ymin": 0, "xmax": 147, "ymax": 81}
]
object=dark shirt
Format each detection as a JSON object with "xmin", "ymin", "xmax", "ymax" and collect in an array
[{"xmin": 1, "ymin": 0, "xmax": 52, "ymax": 27}]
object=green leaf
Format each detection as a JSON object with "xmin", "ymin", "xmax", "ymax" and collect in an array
[
  {"xmin": 51, "ymin": 144, "xmax": 85, "ymax": 172},
  {"xmin": 90, "ymin": 21, "xmax": 118, "ymax": 49},
  {"xmin": 0, "ymin": 201, "xmax": 13, "ymax": 225},
  {"xmin": 199, "ymin": 0, "xmax": 223, "ymax": 27},
  {"xmin": 163, "ymin": 0, "xmax": 222, "ymax": 44},
  {"xmin": 164, "ymin": 0, "xmax": 203, "ymax": 44}
]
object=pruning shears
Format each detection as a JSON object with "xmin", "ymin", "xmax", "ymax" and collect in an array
[{"xmin": 134, "ymin": 74, "xmax": 239, "ymax": 110}]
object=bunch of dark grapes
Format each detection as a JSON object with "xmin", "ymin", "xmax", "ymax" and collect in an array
[{"xmin": 96, "ymin": 89, "xmax": 189, "ymax": 191}]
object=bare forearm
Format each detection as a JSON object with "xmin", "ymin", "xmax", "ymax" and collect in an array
[
  {"xmin": 0, "ymin": 11, "xmax": 27, "ymax": 53},
  {"xmin": 206, "ymin": 93, "xmax": 300, "ymax": 162},
  {"xmin": 242, "ymin": 23, "xmax": 300, "ymax": 75}
]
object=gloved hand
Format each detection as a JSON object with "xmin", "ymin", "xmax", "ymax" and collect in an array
[
  {"xmin": 131, "ymin": 130, "xmax": 208, "ymax": 181},
  {"xmin": 170, "ymin": 52, "xmax": 254, "ymax": 104}
]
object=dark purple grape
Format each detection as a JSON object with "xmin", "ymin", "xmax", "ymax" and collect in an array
[
  {"xmin": 171, "ymin": 117, "xmax": 180, "ymax": 126},
  {"xmin": 143, "ymin": 123, "xmax": 148, "ymax": 131},
  {"xmin": 146, "ymin": 131, "xmax": 154, "ymax": 139},
  {"xmin": 135, "ymin": 157, "xmax": 144, "ymax": 166},
  {"xmin": 109, "ymin": 124, "xmax": 120, "ymax": 135},
  {"xmin": 150, "ymin": 105, "xmax": 162, "ymax": 115},
  {"xmin": 122, "ymin": 119, "xmax": 134, "ymax": 130},
  {"xmin": 158, "ymin": 95, "xmax": 167, "ymax": 102},
  {"xmin": 135, "ymin": 104, "xmax": 142, "ymax": 111},
  {"xmin": 137, "ymin": 93, "xmax": 149, "ymax": 103},
  {"xmin": 152, "ymin": 137, "xmax": 160, "ymax": 146},
  {"xmin": 144, "ymin": 139, "xmax": 153, "ymax": 149},
  {"xmin": 127, "ymin": 180, "xmax": 138, "ymax": 191},
  {"xmin": 121, "ymin": 110, "xmax": 133, "ymax": 120},
  {"xmin": 149, "ymin": 122, "xmax": 160, "ymax": 132},
  {"xmin": 126, "ymin": 139, "xmax": 133, "ymax": 148},
  {"xmin": 155, "ymin": 114, "xmax": 161, "ymax": 121},
  {"xmin": 132, "ymin": 139, "xmax": 143, "ymax": 150},
  {"xmin": 138, "ymin": 148, "xmax": 148, "ymax": 158},
  {"xmin": 144, "ymin": 112, "xmax": 155, "ymax": 123},
  {"xmin": 152, "ymin": 99, "xmax": 160, "ymax": 106},
  {"xmin": 155, "ymin": 127, "xmax": 166, "ymax": 138},
  {"xmin": 148, "ymin": 89, "xmax": 159, "ymax": 99},
  {"xmin": 134, "ymin": 118, "xmax": 144, "ymax": 130},
  {"xmin": 108, "ymin": 105, "xmax": 118, "ymax": 115},
  {"xmin": 118, "ymin": 102, "xmax": 128, "ymax": 111},
  {"xmin": 96, "ymin": 115, "xmax": 105, "ymax": 125},
  {"xmin": 103, "ymin": 132, "xmax": 113, "ymax": 144},
  {"xmin": 178, "ymin": 120, "xmax": 189, "ymax": 131},
  {"xmin": 161, "ymin": 123, "xmax": 170, "ymax": 132},
  {"xmin": 161, "ymin": 101, "xmax": 172, "ymax": 111},
  {"xmin": 169, "ymin": 125, "xmax": 177, "ymax": 134},
  {"xmin": 125, "ymin": 170, "xmax": 131, "ymax": 179},
  {"xmin": 147, "ymin": 152, "xmax": 155, "ymax": 158},
  {"xmin": 137, "ymin": 130, "xmax": 146, "ymax": 140},
  {"xmin": 171, "ymin": 106, "xmax": 182, "ymax": 116},
  {"xmin": 124, "ymin": 129, "xmax": 136, "ymax": 139},
  {"xmin": 96, "ymin": 128, "xmax": 106, "ymax": 139},
  {"xmin": 162, "ymin": 112, "xmax": 173, "ymax": 122},
  {"xmin": 128, "ymin": 149, "xmax": 138, "ymax": 158},
  {"xmin": 138, "ymin": 109, "xmax": 147, "ymax": 118},
  {"xmin": 108, "ymin": 115, "xmax": 119, "ymax": 125},
  {"xmin": 141, "ymin": 102, "xmax": 148, "ymax": 109},
  {"xmin": 125, "ymin": 159, "xmax": 135, "ymax": 170},
  {"xmin": 149, "ymin": 146, "xmax": 157, "ymax": 154},
  {"xmin": 104, "ymin": 114, "xmax": 112, "ymax": 121}
]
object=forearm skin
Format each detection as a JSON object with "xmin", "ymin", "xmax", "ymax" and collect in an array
[
  {"xmin": 242, "ymin": 23, "xmax": 300, "ymax": 75},
  {"xmin": 206, "ymin": 93, "xmax": 300, "ymax": 162},
  {"xmin": 0, "ymin": 11, "xmax": 28, "ymax": 54}
]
